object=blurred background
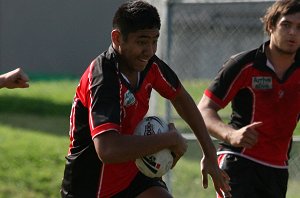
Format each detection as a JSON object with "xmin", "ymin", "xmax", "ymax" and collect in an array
[{"xmin": 0, "ymin": 0, "xmax": 124, "ymax": 77}]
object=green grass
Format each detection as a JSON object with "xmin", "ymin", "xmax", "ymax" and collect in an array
[
  {"xmin": 0, "ymin": 123, "xmax": 68, "ymax": 198},
  {"xmin": 0, "ymin": 79, "xmax": 299, "ymax": 197},
  {"xmin": 0, "ymin": 79, "xmax": 76, "ymax": 198}
]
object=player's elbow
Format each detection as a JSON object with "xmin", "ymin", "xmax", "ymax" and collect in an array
[
  {"xmin": 93, "ymin": 131, "xmax": 122, "ymax": 163},
  {"xmin": 93, "ymin": 136, "xmax": 115, "ymax": 163},
  {"xmin": 96, "ymin": 142, "xmax": 124, "ymax": 164},
  {"xmin": 96, "ymin": 148, "xmax": 113, "ymax": 163}
]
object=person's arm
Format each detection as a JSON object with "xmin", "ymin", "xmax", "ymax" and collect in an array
[
  {"xmin": 93, "ymin": 123, "xmax": 187, "ymax": 164},
  {"xmin": 170, "ymin": 87, "xmax": 231, "ymax": 197},
  {"xmin": 0, "ymin": 68, "xmax": 29, "ymax": 89},
  {"xmin": 198, "ymin": 94, "xmax": 261, "ymax": 149}
]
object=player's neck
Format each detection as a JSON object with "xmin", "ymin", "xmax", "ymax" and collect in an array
[
  {"xmin": 266, "ymin": 46, "xmax": 295, "ymax": 79},
  {"xmin": 121, "ymin": 70, "xmax": 140, "ymax": 88}
]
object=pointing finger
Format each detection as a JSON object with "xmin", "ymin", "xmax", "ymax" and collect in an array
[{"xmin": 248, "ymin": 122, "xmax": 263, "ymax": 129}]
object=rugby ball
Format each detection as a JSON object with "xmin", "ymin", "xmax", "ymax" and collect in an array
[{"xmin": 134, "ymin": 116, "xmax": 174, "ymax": 178}]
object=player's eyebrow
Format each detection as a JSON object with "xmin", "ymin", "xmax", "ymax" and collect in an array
[{"xmin": 137, "ymin": 34, "xmax": 160, "ymax": 39}]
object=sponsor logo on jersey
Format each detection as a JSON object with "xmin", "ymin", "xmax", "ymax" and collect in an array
[
  {"xmin": 252, "ymin": 77, "xmax": 272, "ymax": 89},
  {"xmin": 124, "ymin": 90, "xmax": 136, "ymax": 107}
]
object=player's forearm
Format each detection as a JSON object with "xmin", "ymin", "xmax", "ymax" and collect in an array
[
  {"xmin": 183, "ymin": 110, "xmax": 217, "ymax": 158},
  {"xmin": 199, "ymin": 106, "xmax": 234, "ymax": 144},
  {"xmin": 94, "ymin": 131, "xmax": 178, "ymax": 164},
  {"xmin": 171, "ymin": 88, "xmax": 217, "ymax": 158}
]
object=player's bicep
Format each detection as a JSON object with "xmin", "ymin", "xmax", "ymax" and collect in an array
[
  {"xmin": 93, "ymin": 130, "xmax": 119, "ymax": 162},
  {"xmin": 198, "ymin": 94, "xmax": 222, "ymax": 113}
]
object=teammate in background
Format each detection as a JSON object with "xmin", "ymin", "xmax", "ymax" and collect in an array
[
  {"xmin": 198, "ymin": 0, "xmax": 300, "ymax": 197},
  {"xmin": 60, "ymin": 0, "xmax": 230, "ymax": 197},
  {"xmin": 0, "ymin": 68, "xmax": 29, "ymax": 89}
]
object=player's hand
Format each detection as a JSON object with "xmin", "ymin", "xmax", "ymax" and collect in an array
[
  {"xmin": 201, "ymin": 156, "xmax": 231, "ymax": 197},
  {"xmin": 168, "ymin": 123, "xmax": 188, "ymax": 168},
  {"xmin": 1, "ymin": 68, "xmax": 30, "ymax": 89},
  {"xmin": 226, "ymin": 122, "xmax": 263, "ymax": 148}
]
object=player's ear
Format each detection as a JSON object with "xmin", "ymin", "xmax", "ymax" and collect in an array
[
  {"xmin": 268, "ymin": 23, "xmax": 274, "ymax": 34},
  {"xmin": 111, "ymin": 29, "xmax": 121, "ymax": 47}
]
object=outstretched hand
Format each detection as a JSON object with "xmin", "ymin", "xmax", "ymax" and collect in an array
[
  {"xmin": 0, "ymin": 68, "xmax": 30, "ymax": 89},
  {"xmin": 201, "ymin": 156, "xmax": 231, "ymax": 198}
]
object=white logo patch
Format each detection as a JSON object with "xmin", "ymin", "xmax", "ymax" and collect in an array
[
  {"xmin": 124, "ymin": 90, "xmax": 136, "ymax": 107},
  {"xmin": 252, "ymin": 77, "xmax": 272, "ymax": 89}
]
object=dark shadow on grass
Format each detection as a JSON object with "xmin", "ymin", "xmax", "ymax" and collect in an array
[
  {"xmin": 0, "ymin": 96, "xmax": 72, "ymax": 136},
  {"xmin": 0, "ymin": 96, "xmax": 71, "ymax": 116}
]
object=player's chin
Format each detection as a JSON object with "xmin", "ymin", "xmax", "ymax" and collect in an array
[
  {"xmin": 135, "ymin": 59, "xmax": 148, "ymax": 70},
  {"xmin": 135, "ymin": 64, "xmax": 147, "ymax": 72}
]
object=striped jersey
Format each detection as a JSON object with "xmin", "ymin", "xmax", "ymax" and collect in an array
[
  {"xmin": 204, "ymin": 41, "xmax": 300, "ymax": 168},
  {"xmin": 61, "ymin": 45, "xmax": 181, "ymax": 197}
]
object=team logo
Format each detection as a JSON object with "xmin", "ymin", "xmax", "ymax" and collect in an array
[
  {"xmin": 123, "ymin": 90, "xmax": 136, "ymax": 107},
  {"xmin": 252, "ymin": 77, "xmax": 272, "ymax": 89}
]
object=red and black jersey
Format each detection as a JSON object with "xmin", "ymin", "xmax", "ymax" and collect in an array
[
  {"xmin": 61, "ymin": 45, "xmax": 182, "ymax": 198},
  {"xmin": 204, "ymin": 41, "xmax": 300, "ymax": 168}
]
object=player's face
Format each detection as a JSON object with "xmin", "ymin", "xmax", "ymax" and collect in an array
[
  {"xmin": 269, "ymin": 12, "xmax": 300, "ymax": 55},
  {"xmin": 118, "ymin": 29, "xmax": 159, "ymax": 73}
]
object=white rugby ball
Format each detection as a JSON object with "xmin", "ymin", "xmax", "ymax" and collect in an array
[{"xmin": 134, "ymin": 116, "xmax": 174, "ymax": 178}]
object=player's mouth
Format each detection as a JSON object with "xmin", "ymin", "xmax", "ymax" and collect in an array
[
  {"xmin": 287, "ymin": 39, "xmax": 297, "ymax": 46},
  {"xmin": 134, "ymin": 58, "xmax": 149, "ymax": 71},
  {"xmin": 137, "ymin": 58, "xmax": 150, "ymax": 68},
  {"xmin": 138, "ymin": 58, "xmax": 149, "ymax": 63}
]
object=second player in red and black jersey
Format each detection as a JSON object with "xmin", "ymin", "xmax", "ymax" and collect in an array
[
  {"xmin": 198, "ymin": 1, "xmax": 300, "ymax": 197},
  {"xmin": 204, "ymin": 41, "xmax": 300, "ymax": 167}
]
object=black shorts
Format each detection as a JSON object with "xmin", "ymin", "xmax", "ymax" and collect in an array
[
  {"xmin": 218, "ymin": 154, "xmax": 288, "ymax": 198},
  {"xmin": 112, "ymin": 172, "xmax": 169, "ymax": 198}
]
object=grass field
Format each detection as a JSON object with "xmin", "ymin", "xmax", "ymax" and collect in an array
[{"xmin": 0, "ymin": 79, "xmax": 299, "ymax": 197}]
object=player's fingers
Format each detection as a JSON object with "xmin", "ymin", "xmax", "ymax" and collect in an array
[
  {"xmin": 220, "ymin": 170, "xmax": 231, "ymax": 193},
  {"xmin": 168, "ymin": 123, "xmax": 175, "ymax": 131},
  {"xmin": 171, "ymin": 154, "xmax": 180, "ymax": 169},
  {"xmin": 213, "ymin": 177, "xmax": 228, "ymax": 197},
  {"xmin": 201, "ymin": 170, "xmax": 208, "ymax": 189},
  {"xmin": 213, "ymin": 170, "xmax": 231, "ymax": 196},
  {"xmin": 221, "ymin": 169, "xmax": 230, "ymax": 181},
  {"xmin": 243, "ymin": 131, "xmax": 260, "ymax": 147},
  {"xmin": 241, "ymin": 140, "xmax": 255, "ymax": 148},
  {"xmin": 21, "ymin": 71, "xmax": 30, "ymax": 82},
  {"xmin": 247, "ymin": 131, "xmax": 258, "ymax": 141},
  {"xmin": 244, "ymin": 136, "xmax": 257, "ymax": 146},
  {"xmin": 248, "ymin": 121, "xmax": 263, "ymax": 129},
  {"xmin": 223, "ymin": 191, "xmax": 232, "ymax": 198}
]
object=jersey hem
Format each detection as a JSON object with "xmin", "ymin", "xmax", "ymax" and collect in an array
[{"xmin": 217, "ymin": 151, "xmax": 288, "ymax": 169}]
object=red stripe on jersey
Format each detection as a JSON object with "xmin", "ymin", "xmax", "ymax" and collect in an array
[
  {"xmin": 204, "ymin": 89, "xmax": 226, "ymax": 108},
  {"xmin": 88, "ymin": 61, "xmax": 96, "ymax": 131},
  {"xmin": 152, "ymin": 62, "xmax": 182, "ymax": 100},
  {"xmin": 205, "ymin": 63, "xmax": 254, "ymax": 109},
  {"xmin": 91, "ymin": 123, "xmax": 120, "ymax": 139}
]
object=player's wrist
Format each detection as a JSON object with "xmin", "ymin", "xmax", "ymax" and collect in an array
[{"xmin": 224, "ymin": 128, "xmax": 235, "ymax": 145}]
